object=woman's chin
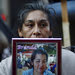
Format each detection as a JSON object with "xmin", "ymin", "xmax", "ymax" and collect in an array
[{"xmin": 38, "ymin": 69, "xmax": 44, "ymax": 74}]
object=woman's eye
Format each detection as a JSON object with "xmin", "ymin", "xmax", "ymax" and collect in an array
[
  {"xmin": 36, "ymin": 61, "xmax": 40, "ymax": 63},
  {"xmin": 41, "ymin": 24, "xmax": 45, "ymax": 27},
  {"xmin": 43, "ymin": 61, "xmax": 46, "ymax": 63},
  {"xmin": 40, "ymin": 23, "xmax": 47, "ymax": 28},
  {"xmin": 26, "ymin": 23, "xmax": 34, "ymax": 28},
  {"xmin": 28, "ymin": 24, "xmax": 34, "ymax": 27}
]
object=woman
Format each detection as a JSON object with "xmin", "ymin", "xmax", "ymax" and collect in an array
[{"xmin": 22, "ymin": 49, "xmax": 54, "ymax": 75}]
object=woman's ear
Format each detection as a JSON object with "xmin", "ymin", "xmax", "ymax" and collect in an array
[{"xmin": 18, "ymin": 28, "xmax": 23, "ymax": 37}]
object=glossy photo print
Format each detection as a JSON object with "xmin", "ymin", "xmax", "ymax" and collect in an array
[{"xmin": 12, "ymin": 38, "xmax": 61, "ymax": 75}]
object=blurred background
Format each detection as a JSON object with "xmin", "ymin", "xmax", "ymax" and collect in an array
[{"xmin": 0, "ymin": 0, "xmax": 75, "ymax": 62}]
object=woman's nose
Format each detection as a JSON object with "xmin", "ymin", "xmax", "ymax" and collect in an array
[
  {"xmin": 39, "ymin": 61, "xmax": 43, "ymax": 67},
  {"xmin": 33, "ymin": 25, "xmax": 41, "ymax": 36}
]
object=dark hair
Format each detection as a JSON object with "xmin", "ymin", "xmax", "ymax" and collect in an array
[
  {"xmin": 31, "ymin": 48, "xmax": 48, "ymax": 63},
  {"xmin": 14, "ymin": 1, "xmax": 56, "ymax": 37}
]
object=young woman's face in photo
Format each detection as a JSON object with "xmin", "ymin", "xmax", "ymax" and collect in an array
[
  {"xmin": 18, "ymin": 10, "xmax": 52, "ymax": 38},
  {"xmin": 33, "ymin": 54, "xmax": 47, "ymax": 74}
]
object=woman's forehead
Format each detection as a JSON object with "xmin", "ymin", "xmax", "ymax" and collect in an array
[
  {"xmin": 25, "ymin": 10, "xmax": 48, "ymax": 21},
  {"xmin": 35, "ymin": 54, "xmax": 46, "ymax": 59}
]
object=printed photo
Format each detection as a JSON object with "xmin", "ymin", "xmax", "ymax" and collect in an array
[{"xmin": 12, "ymin": 38, "xmax": 61, "ymax": 75}]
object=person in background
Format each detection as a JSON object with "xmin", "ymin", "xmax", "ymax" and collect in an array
[
  {"xmin": 0, "ymin": 31, "xmax": 10, "ymax": 62},
  {"xmin": 0, "ymin": 1, "xmax": 75, "ymax": 75},
  {"xmin": 52, "ymin": 64, "xmax": 56, "ymax": 74},
  {"xmin": 22, "ymin": 49, "xmax": 54, "ymax": 75}
]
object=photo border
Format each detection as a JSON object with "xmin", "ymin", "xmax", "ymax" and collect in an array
[{"xmin": 12, "ymin": 38, "xmax": 61, "ymax": 75}]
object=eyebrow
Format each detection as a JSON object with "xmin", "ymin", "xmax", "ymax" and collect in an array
[
  {"xmin": 40, "ymin": 19, "xmax": 48, "ymax": 22},
  {"xmin": 25, "ymin": 20, "xmax": 34, "ymax": 23}
]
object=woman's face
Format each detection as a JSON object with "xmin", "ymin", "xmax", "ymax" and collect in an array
[
  {"xmin": 18, "ymin": 10, "xmax": 52, "ymax": 38},
  {"xmin": 33, "ymin": 54, "xmax": 47, "ymax": 74}
]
